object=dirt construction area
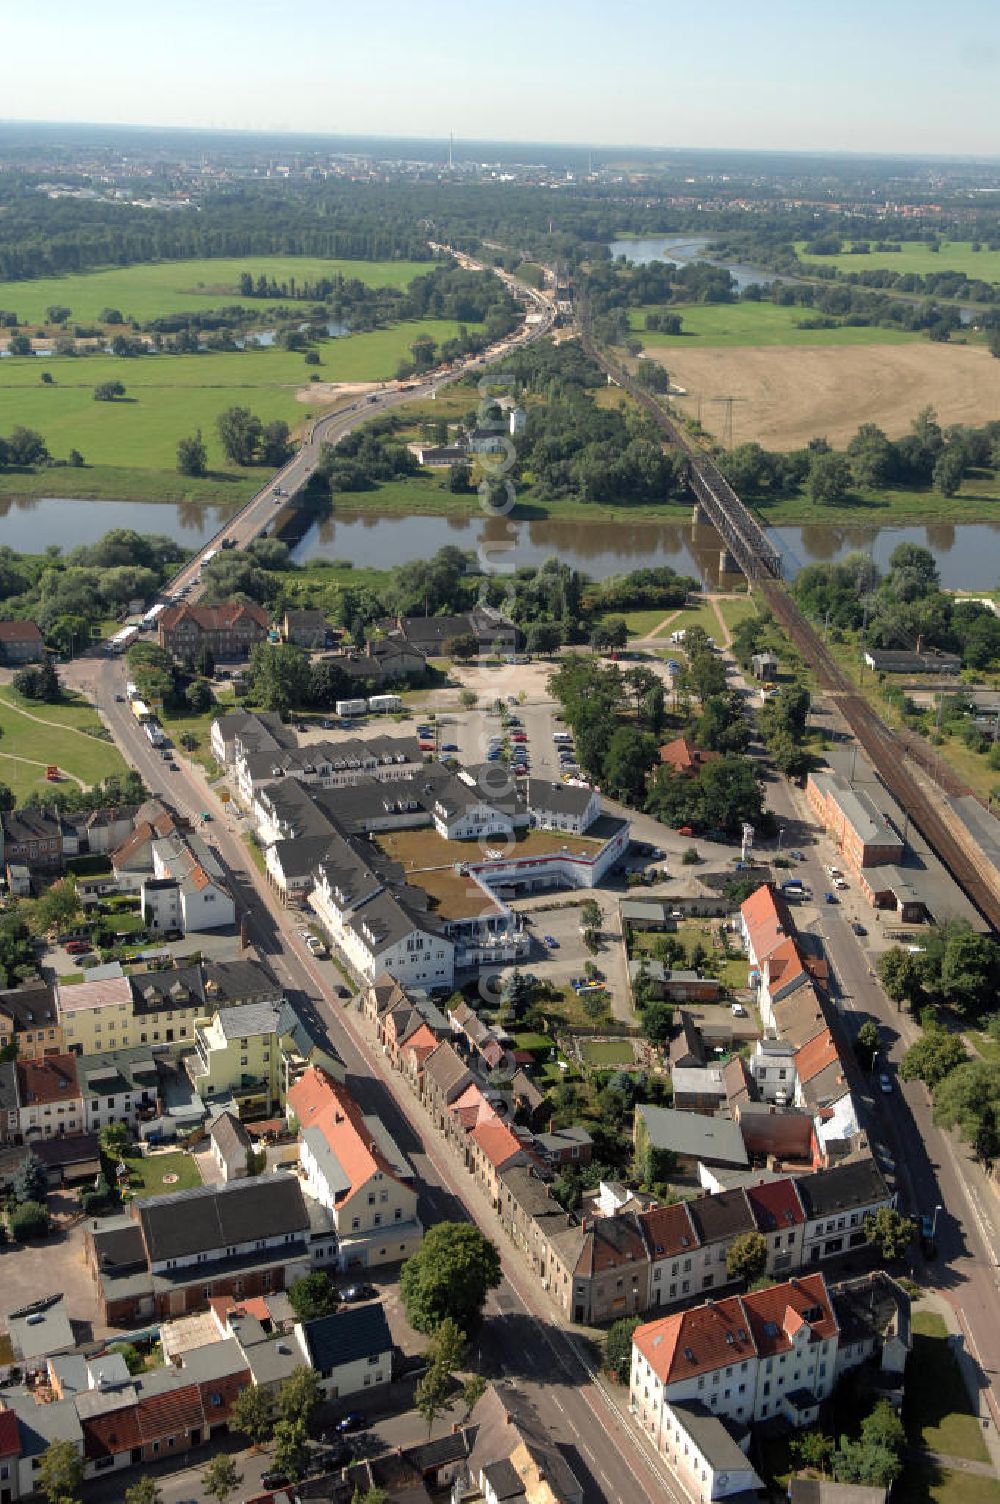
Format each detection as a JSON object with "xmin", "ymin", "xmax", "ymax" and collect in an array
[{"xmin": 653, "ymin": 341, "xmax": 1000, "ymax": 451}]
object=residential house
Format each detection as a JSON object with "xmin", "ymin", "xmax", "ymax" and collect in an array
[
  {"xmin": 209, "ymin": 1112, "xmax": 254, "ymax": 1182},
  {"xmin": 745, "ymin": 1178, "xmax": 806, "ymax": 1278},
  {"xmin": 147, "ymin": 834, "xmax": 234, "ymax": 933},
  {"xmin": 457, "ymin": 1383, "xmax": 583, "ymax": 1504},
  {"xmin": 831, "ymin": 1271, "xmax": 911, "ymax": 1392},
  {"xmin": 655, "ymin": 1400, "xmax": 761, "ymax": 1502},
  {"xmin": 671, "ymin": 1066, "xmax": 728, "ymax": 1115},
  {"xmin": 419, "ymin": 1042, "xmax": 475, "ymax": 1133},
  {"xmin": 0, "ymin": 1062, "xmax": 19, "ymax": 1146},
  {"xmin": 58, "ymin": 975, "xmax": 137, "ymax": 1056},
  {"xmin": 0, "ymin": 621, "xmax": 45, "ymax": 664},
  {"xmin": 0, "ymin": 809, "xmax": 63, "ymax": 878},
  {"xmin": 638, "ymin": 1202, "xmax": 701, "ymax": 1313},
  {"xmin": 657, "ymin": 738, "xmax": 719, "ymax": 777},
  {"xmin": 77, "ymin": 1047, "xmax": 161, "ymax": 1133},
  {"xmin": 796, "ymin": 1159, "xmax": 891, "ymax": 1266},
  {"xmin": 295, "ymin": 1302, "xmax": 393, "ymax": 1399},
  {"xmin": 287, "ymin": 1066, "xmax": 422, "ymax": 1270},
  {"xmin": 187, "ymin": 1001, "xmax": 285, "ymax": 1116},
  {"xmin": 15, "ymin": 1054, "xmax": 84, "ymax": 1140},
  {"xmin": 283, "ymin": 609, "xmax": 333, "ymax": 650},
  {"xmin": 631, "ymin": 1272, "xmax": 840, "ymax": 1440},
  {"xmin": 210, "ymin": 710, "xmax": 294, "ymax": 768},
  {"xmin": 631, "ymin": 960, "xmax": 721, "ymax": 1005},
  {"xmin": 534, "ymin": 1126, "xmax": 593, "ymax": 1170},
  {"xmin": 0, "ymin": 986, "xmax": 63, "ymax": 1059},
  {"xmin": 85, "ymin": 1173, "xmax": 313, "ymax": 1325},
  {"xmin": 31, "ymin": 1132, "xmax": 103, "ymax": 1187},
  {"xmin": 158, "ymin": 601, "xmax": 269, "ymax": 661}
]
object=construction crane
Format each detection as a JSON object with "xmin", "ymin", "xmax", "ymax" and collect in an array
[{"xmin": 709, "ymin": 393, "xmax": 748, "ymax": 448}]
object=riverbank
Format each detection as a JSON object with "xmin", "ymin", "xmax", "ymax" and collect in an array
[{"xmin": 1, "ymin": 459, "xmax": 995, "ymax": 529}]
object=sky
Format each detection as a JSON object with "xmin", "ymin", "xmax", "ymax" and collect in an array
[{"xmin": 3, "ymin": 0, "xmax": 1000, "ymax": 157}]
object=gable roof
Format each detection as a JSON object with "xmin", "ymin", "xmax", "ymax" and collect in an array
[
  {"xmin": 16, "ymin": 1052, "xmax": 79, "ymax": 1106},
  {"xmin": 794, "ymin": 1030, "xmax": 840, "ymax": 1086},
  {"xmin": 796, "ymin": 1158, "xmax": 888, "ymax": 1220},
  {"xmin": 638, "ymin": 1202, "xmax": 699, "ymax": 1260},
  {"xmin": 160, "ymin": 601, "xmax": 268, "ymax": 633},
  {"xmin": 745, "ymin": 1177, "xmax": 805, "ymax": 1232},
  {"xmin": 302, "ymin": 1302, "xmax": 392, "ymax": 1372},
  {"xmin": 137, "ymin": 1174, "xmax": 309, "ymax": 1262},
  {"xmin": 287, "ymin": 1066, "xmax": 406, "ymax": 1200},
  {"xmin": 741, "ymin": 884, "xmax": 794, "ymax": 965},
  {"xmin": 687, "ymin": 1187, "xmax": 755, "ymax": 1246},
  {"xmin": 0, "ymin": 620, "xmax": 43, "ymax": 644},
  {"xmin": 635, "ymin": 1293, "xmax": 752, "ymax": 1384},
  {"xmin": 741, "ymin": 1272, "xmax": 837, "ymax": 1355},
  {"xmin": 469, "ymin": 1120, "xmax": 526, "ymax": 1171}
]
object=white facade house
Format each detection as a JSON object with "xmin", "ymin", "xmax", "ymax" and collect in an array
[
  {"xmin": 150, "ymin": 836, "xmax": 234, "ymax": 933},
  {"xmin": 631, "ymin": 1274, "xmax": 842, "ymax": 1446},
  {"xmin": 658, "ymin": 1401, "xmax": 761, "ymax": 1502},
  {"xmin": 294, "ymin": 1304, "xmax": 394, "ymax": 1399}
]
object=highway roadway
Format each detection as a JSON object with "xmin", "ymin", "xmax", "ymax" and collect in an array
[
  {"xmin": 163, "ymin": 248, "xmax": 554, "ymax": 603},
  {"xmin": 74, "ymin": 650, "xmax": 686, "ymax": 1504}
]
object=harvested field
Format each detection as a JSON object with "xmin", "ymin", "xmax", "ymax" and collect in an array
[{"xmin": 647, "ymin": 342, "xmax": 1000, "ymax": 452}]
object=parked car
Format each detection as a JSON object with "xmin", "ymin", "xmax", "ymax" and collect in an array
[
  {"xmin": 340, "ymin": 1283, "xmax": 377, "ymax": 1302},
  {"xmin": 824, "ymin": 891, "xmax": 837, "ymax": 904},
  {"xmin": 262, "ymin": 1471, "xmax": 290, "ymax": 1490},
  {"xmin": 851, "ymin": 921, "xmax": 867, "ymax": 936},
  {"xmin": 336, "ymin": 1412, "xmax": 366, "ymax": 1433},
  {"xmin": 879, "ymin": 1072, "xmax": 893, "ymax": 1095},
  {"xmin": 833, "ymin": 877, "xmax": 849, "ymax": 891},
  {"xmin": 731, "ymin": 1002, "xmax": 748, "ymax": 1017},
  {"xmin": 441, "ymin": 742, "xmax": 459, "ymax": 752},
  {"xmin": 65, "ymin": 940, "xmax": 91, "ymax": 955},
  {"xmin": 543, "ymin": 934, "xmax": 559, "ymax": 949}
]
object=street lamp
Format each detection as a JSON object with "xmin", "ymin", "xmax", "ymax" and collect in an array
[{"xmin": 777, "ymin": 827, "xmax": 785, "ymax": 853}]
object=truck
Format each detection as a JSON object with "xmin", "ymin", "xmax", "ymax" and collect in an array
[
  {"xmin": 335, "ymin": 698, "xmax": 368, "ymax": 718},
  {"xmin": 132, "ymin": 699, "xmax": 152, "ymax": 724},
  {"xmin": 125, "ymin": 681, "xmax": 140, "ymax": 702},
  {"xmin": 202, "ymin": 547, "xmax": 218, "ymax": 567},
  {"xmin": 145, "ymin": 722, "xmax": 166, "ymax": 748},
  {"xmin": 368, "ymin": 694, "xmax": 402, "ymax": 715},
  {"xmin": 141, "ymin": 602, "xmax": 165, "ymax": 632},
  {"xmin": 106, "ymin": 625, "xmax": 138, "ymax": 656}
]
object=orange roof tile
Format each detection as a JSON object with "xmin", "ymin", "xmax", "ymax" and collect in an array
[
  {"xmin": 287, "ymin": 1065, "xmax": 402, "ymax": 1200},
  {"xmin": 794, "ymin": 1030, "xmax": 840, "ymax": 1085},
  {"xmin": 741, "ymin": 1272, "xmax": 837, "ymax": 1356},
  {"xmin": 745, "ymin": 1177, "xmax": 805, "ymax": 1233},
  {"xmin": 400, "ymin": 1022, "xmax": 439, "ymax": 1060},
  {"xmin": 469, "ymin": 1119, "xmax": 525, "ymax": 1170},
  {"xmin": 658, "ymin": 737, "xmax": 718, "ymax": 775},
  {"xmin": 741, "ymin": 884, "xmax": 793, "ymax": 965},
  {"xmin": 634, "ymin": 1295, "xmax": 752, "ymax": 1384},
  {"xmin": 638, "ymin": 1202, "xmax": 699, "ymax": 1260},
  {"xmin": 16, "ymin": 1052, "xmax": 79, "ymax": 1106}
]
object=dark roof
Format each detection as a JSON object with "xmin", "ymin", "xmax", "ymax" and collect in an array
[
  {"xmin": 686, "ymin": 1187, "xmax": 755, "ymax": 1246},
  {"xmin": 138, "ymin": 1174, "xmax": 309, "ymax": 1262},
  {"xmin": 0, "ymin": 620, "xmax": 43, "ymax": 642},
  {"xmin": 210, "ymin": 1111, "xmax": 253, "ymax": 1164},
  {"xmin": 2, "ymin": 808, "xmax": 61, "ymax": 843},
  {"xmin": 91, "ymin": 1219, "xmax": 148, "ymax": 1274},
  {"xmin": 796, "ymin": 1157, "xmax": 888, "ymax": 1220},
  {"xmin": 303, "ymin": 1302, "xmax": 393, "ymax": 1371},
  {"xmin": 31, "ymin": 1132, "xmax": 101, "ymax": 1168},
  {"xmin": 0, "ymin": 1060, "xmax": 17, "ymax": 1115},
  {"xmin": 202, "ymin": 958, "xmax": 279, "ymax": 1003},
  {"xmin": 0, "ymin": 984, "xmax": 58, "ymax": 1030}
]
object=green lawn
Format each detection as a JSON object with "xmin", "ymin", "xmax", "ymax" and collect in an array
[
  {"xmin": 120, "ymin": 1150, "xmax": 203, "ymax": 1200},
  {"xmin": 653, "ymin": 600, "xmax": 721, "ymax": 639},
  {"xmin": 513, "ymin": 1032, "xmax": 556, "ymax": 1057},
  {"xmin": 753, "ymin": 471, "xmax": 1000, "ymax": 527},
  {"xmin": 898, "ymin": 1464, "xmax": 1000, "ymax": 1504},
  {"xmin": 794, "ymin": 239, "xmax": 1000, "ymax": 283},
  {"xmin": 0, "ymin": 255, "xmax": 432, "ymax": 328},
  {"xmin": 906, "ymin": 1312, "xmax": 990, "ymax": 1464},
  {"xmin": 0, "ymin": 321, "xmax": 480, "ymax": 475},
  {"xmin": 579, "ymin": 1039, "xmax": 636, "ymax": 1067},
  {"xmin": 630, "ymin": 302, "xmax": 921, "ymax": 348},
  {"xmin": 969, "ymin": 1032, "xmax": 1000, "ymax": 1065},
  {"xmin": 716, "ymin": 596, "xmax": 758, "ymax": 633},
  {"xmin": 0, "ymin": 690, "xmax": 126, "ymax": 791}
]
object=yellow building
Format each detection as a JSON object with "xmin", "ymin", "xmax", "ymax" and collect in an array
[{"xmin": 187, "ymin": 1001, "xmax": 285, "ymax": 1116}]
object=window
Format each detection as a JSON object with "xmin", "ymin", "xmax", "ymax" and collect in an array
[
  {"xmin": 352, "ymin": 1217, "xmax": 361, "ymax": 1231},
  {"xmin": 367, "ymin": 1354, "xmax": 380, "ymax": 1366}
]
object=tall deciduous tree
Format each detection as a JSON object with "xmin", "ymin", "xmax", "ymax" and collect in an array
[
  {"xmin": 216, "ymin": 406, "xmax": 263, "ymax": 466},
  {"xmin": 400, "ymin": 1223, "xmax": 502, "ymax": 1335}
]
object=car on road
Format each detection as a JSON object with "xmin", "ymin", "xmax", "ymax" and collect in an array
[
  {"xmin": 543, "ymin": 935, "xmax": 559, "ymax": 949},
  {"xmin": 833, "ymin": 877, "xmax": 849, "ymax": 891},
  {"xmin": 790, "ymin": 849, "xmax": 804, "ymax": 861},
  {"xmin": 340, "ymin": 1283, "xmax": 377, "ymax": 1302},
  {"xmin": 168, "ymin": 761, "xmax": 179, "ymax": 771},
  {"xmin": 261, "ymin": 1470, "xmax": 290, "ymax": 1490},
  {"xmin": 114, "ymin": 694, "xmax": 125, "ymax": 703},
  {"xmin": 441, "ymin": 742, "xmax": 459, "ymax": 752},
  {"xmin": 336, "ymin": 1412, "xmax": 366, "ymax": 1433},
  {"xmin": 825, "ymin": 891, "xmax": 837, "ymax": 904},
  {"xmin": 879, "ymin": 1072, "xmax": 893, "ymax": 1095},
  {"xmin": 305, "ymin": 935, "xmax": 327, "ymax": 958},
  {"xmin": 851, "ymin": 921, "xmax": 867, "ymax": 936}
]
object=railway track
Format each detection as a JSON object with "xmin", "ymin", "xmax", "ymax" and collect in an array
[{"xmin": 578, "ymin": 297, "xmax": 1000, "ymax": 930}]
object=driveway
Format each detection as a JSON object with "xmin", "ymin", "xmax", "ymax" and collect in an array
[{"xmin": 0, "ymin": 1210, "xmax": 106, "ymax": 1341}]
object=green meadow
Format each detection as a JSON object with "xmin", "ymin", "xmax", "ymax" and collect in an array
[
  {"xmin": 0, "ymin": 255, "xmax": 431, "ymax": 328},
  {"xmin": 0, "ymin": 319, "xmax": 480, "ymax": 480},
  {"xmin": 629, "ymin": 302, "xmax": 920, "ymax": 348},
  {"xmin": 794, "ymin": 239, "xmax": 1000, "ymax": 282}
]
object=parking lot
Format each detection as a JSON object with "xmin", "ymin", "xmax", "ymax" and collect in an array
[
  {"xmin": 510, "ymin": 893, "xmax": 633, "ymax": 1022},
  {"xmin": 435, "ymin": 701, "xmax": 570, "ymax": 782},
  {"xmin": 0, "ymin": 1202, "xmax": 107, "ymax": 1340}
]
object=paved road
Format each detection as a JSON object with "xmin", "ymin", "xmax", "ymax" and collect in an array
[
  {"xmin": 162, "ymin": 249, "xmax": 554, "ymax": 603},
  {"xmin": 79, "ymin": 652, "xmax": 686, "ymax": 1504}
]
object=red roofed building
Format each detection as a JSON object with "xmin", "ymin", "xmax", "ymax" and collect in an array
[
  {"xmin": 288, "ymin": 1066, "xmax": 422, "ymax": 1268},
  {"xmin": 158, "ymin": 601, "xmax": 268, "ymax": 661},
  {"xmin": 657, "ymin": 737, "xmax": 719, "ymax": 777},
  {"xmin": 637, "ymin": 1202, "xmax": 701, "ymax": 1311},
  {"xmin": 15, "ymin": 1052, "xmax": 84, "ymax": 1138},
  {"xmin": 631, "ymin": 1272, "xmax": 841, "ymax": 1447},
  {"xmin": 739, "ymin": 885, "xmax": 794, "ymax": 972},
  {"xmin": 744, "ymin": 1178, "xmax": 806, "ymax": 1276},
  {"xmin": 467, "ymin": 1119, "xmax": 532, "ymax": 1207}
]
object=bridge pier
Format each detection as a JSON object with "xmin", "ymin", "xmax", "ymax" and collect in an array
[
  {"xmin": 691, "ymin": 503, "xmax": 708, "ymax": 526},
  {"xmin": 719, "ymin": 549, "xmax": 737, "ymax": 575}
]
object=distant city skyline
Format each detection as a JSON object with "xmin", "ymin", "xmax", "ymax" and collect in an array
[{"xmin": 4, "ymin": 0, "xmax": 1000, "ymax": 157}]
